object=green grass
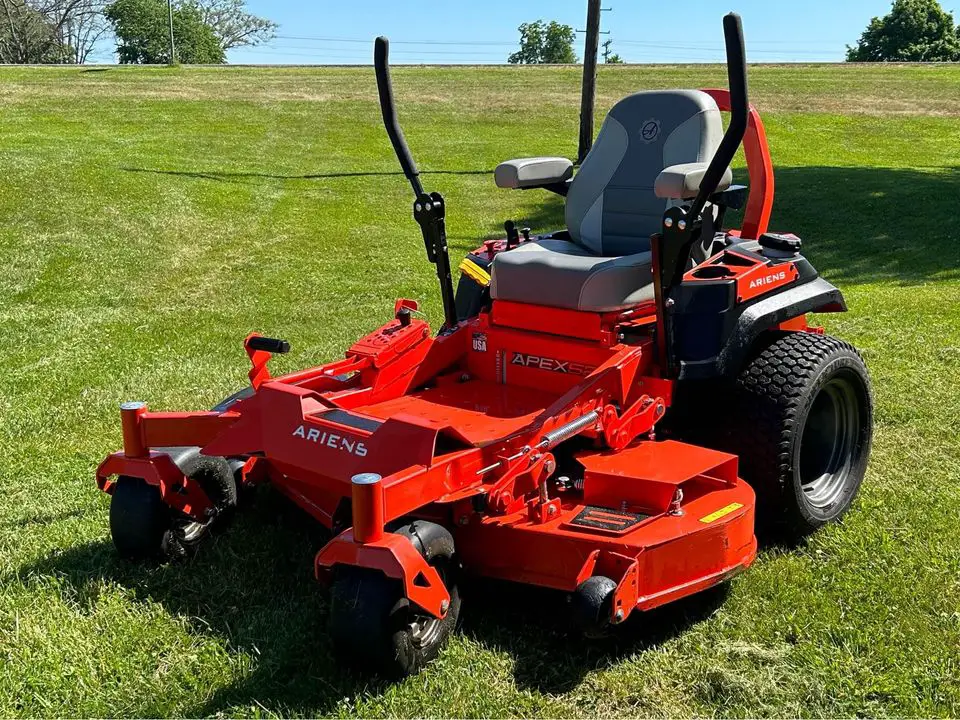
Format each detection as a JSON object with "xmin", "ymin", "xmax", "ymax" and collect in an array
[{"xmin": 0, "ymin": 62, "xmax": 958, "ymax": 717}]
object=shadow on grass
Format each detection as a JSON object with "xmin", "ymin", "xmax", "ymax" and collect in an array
[
  {"xmin": 17, "ymin": 489, "xmax": 374, "ymax": 717},
  {"xmin": 460, "ymin": 578, "xmax": 730, "ymax": 694},
  {"xmin": 22, "ymin": 164, "xmax": 949, "ymax": 709},
  {"xmin": 767, "ymin": 165, "xmax": 960, "ymax": 285},
  {"xmin": 123, "ymin": 166, "xmax": 492, "ymax": 183},
  {"xmin": 447, "ymin": 193, "xmax": 567, "ymax": 253},
  {"xmin": 18, "ymin": 487, "xmax": 725, "ymax": 713},
  {"xmin": 124, "ymin": 163, "xmax": 959, "ymax": 285},
  {"xmin": 2, "ymin": 507, "xmax": 87, "ymax": 530}
]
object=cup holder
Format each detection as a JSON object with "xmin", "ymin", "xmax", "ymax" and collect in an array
[{"xmin": 692, "ymin": 265, "xmax": 735, "ymax": 279}]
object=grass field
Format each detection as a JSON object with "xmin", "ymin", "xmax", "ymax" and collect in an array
[{"xmin": 0, "ymin": 61, "xmax": 958, "ymax": 718}]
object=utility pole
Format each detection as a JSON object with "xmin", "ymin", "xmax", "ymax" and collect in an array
[
  {"xmin": 167, "ymin": 0, "xmax": 177, "ymax": 65},
  {"xmin": 577, "ymin": 2, "xmax": 611, "ymax": 163},
  {"xmin": 601, "ymin": 38, "xmax": 613, "ymax": 63}
]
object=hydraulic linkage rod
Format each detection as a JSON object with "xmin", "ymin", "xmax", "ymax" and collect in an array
[
  {"xmin": 476, "ymin": 410, "xmax": 600, "ymax": 476},
  {"xmin": 374, "ymin": 36, "xmax": 458, "ymax": 330}
]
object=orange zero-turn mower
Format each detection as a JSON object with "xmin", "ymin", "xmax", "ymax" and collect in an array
[{"xmin": 97, "ymin": 13, "xmax": 873, "ymax": 676}]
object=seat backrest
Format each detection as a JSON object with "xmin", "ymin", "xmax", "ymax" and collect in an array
[{"xmin": 565, "ymin": 89, "xmax": 724, "ymax": 257}]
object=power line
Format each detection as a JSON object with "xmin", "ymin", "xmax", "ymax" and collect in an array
[
  {"xmin": 261, "ymin": 39, "xmax": 838, "ymax": 59},
  {"xmin": 259, "ymin": 44, "xmax": 508, "ymax": 56},
  {"xmin": 249, "ymin": 46, "xmax": 837, "ymax": 60},
  {"xmin": 235, "ymin": 25, "xmax": 842, "ymax": 64},
  {"xmin": 616, "ymin": 40, "xmax": 838, "ymax": 55},
  {"xmin": 273, "ymin": 34, "xmax": 516, "ymax": 46},
  {"xmin": 271, "ymin": 32, "xmax": 841, "ymax": 48}
]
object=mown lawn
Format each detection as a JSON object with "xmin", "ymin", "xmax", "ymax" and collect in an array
[{"xmin": 0, "ymin": 62, "xmax": 958, "ymax": 718}]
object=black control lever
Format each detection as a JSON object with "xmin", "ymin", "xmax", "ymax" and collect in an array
[
  {"xmin": 653, "ymin": 12, "xmax": 749, "ymax": 377},
  {"xmin": 374, "ymin": 37, "xmax": 421, "ymax": 197},
  {"xmin": 374, "ymin": 37, "xmax": 458, "ymax": 330},
  {"xmin": 505, "ymin": 220, "xmax": 520, "ymax": 248}
]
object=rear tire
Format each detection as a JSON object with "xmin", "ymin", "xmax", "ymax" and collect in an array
[
  {"xmin": 727, "ymin": 331, "xmax": 873, "ymax": 538},
  {"xmin": 109, "ymin": 450, "xmax": 237, "ymax": 561},
  {"xmin": 328, "ymin": 521, "xmax": 460, "ymax": 677}
]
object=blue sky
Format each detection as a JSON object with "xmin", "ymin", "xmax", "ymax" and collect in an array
[{"xmin": 220, "ymin": 0, "xmax": 925, "ymax": 65}]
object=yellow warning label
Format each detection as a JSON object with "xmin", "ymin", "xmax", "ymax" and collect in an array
[
  {"xmin": 459, "ymin": 258, "xmax": 491, "ymax": 287},
  {"xmin": 699, "ymin": 502, "xmax": 744, "ymax": 524}
]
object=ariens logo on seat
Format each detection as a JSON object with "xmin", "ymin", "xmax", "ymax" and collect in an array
[
  {"xmin": 639, "ymin": 118, "xmax": 661, "ymax": 143},
  {"xmin": 292, "ymin": 424, "xmax": 368, "ymax": 457}
]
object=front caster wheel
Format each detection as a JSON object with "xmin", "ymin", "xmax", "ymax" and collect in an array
[
  {"xmin": 328, "ymin": 521, "xmax": 460, "ymax": 677},
  {"xmin": 109, "ymin": 448, "xmax": 237, "ymax": 562},
  {"xmin": 730, "ymin": 331, "xmax": 873, "ymax": 538},
  {"xmin": 571, "ymin": 575, "xmax": 617, "ymax": 639}
]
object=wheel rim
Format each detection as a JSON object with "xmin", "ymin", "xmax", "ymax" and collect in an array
[
  {"xmin": 798, "ymin": 371, "xmax": 862, "ymax": 509},
  {"xmin": 170, "ymin": 467, "xmax": 226, "ymax": 544},
  {"xmin": 177, "ymin": 518, "xmax": 209, "ymax": 543},
  {"xmin": 408, "ymin": 614, "xmax": 444, "ymax": 648}
]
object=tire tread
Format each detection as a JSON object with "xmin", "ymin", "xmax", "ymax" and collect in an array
[{"xmin": 728, "ymin": 331, "xmax": 872, "ymax": 536}]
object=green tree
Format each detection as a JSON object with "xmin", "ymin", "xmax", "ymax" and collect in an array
[
  {"xmin": 846, "ymin": 0, "xmax": 960, "ymax": 61},
  {"xmin": 508, "ymin": 20, "xmax": 577, "ymax": 64},
  {"xmin": 0, "ymin": 0, "xmax": 62, "ymax": 63},
  {"xmin": 0, "ymin": 0, "xmax": 108, "ymax": 64},
  {"xmin": 601, "ymin": 39, "xmax": 623, "ymax": 63},
  {"xmin": 106, "ymin": 0, "xmax": 225, "ymax": 64},
  {"xmin": 188, "ymin": 0, "xmax": 276, "ymax": 50}
]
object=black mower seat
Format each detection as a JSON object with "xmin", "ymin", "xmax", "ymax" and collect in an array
[{"xmin": 491, "ymin": 89, "xmax": 731, "ymax": 313}]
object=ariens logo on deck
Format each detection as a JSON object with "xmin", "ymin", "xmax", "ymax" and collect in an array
[
  {"xmin": 292, "ymin": 424, "xmax": 368, "ymax": 457},
  {"xmin": 510, "ymin": 352, "xmax": 596, "ymax": 376}
]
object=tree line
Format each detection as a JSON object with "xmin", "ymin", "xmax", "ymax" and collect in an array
[
  {"xmin": 507, "ymin": 20, "xmax": 622, "ymax": 65},
  {"xmin": 0, "ymin": 0, "xmax": 275, "ymax": 64},
  {"xmin": 507, "ymin": 0, "xmax": 960, "ymax": 65},
  {"xmin": 3, "ymin": 0, "xmax": 959, "ymax": 66},
  {"xmin": 846, "ymin": 0, "xmax": 960, "ymax": 62}
]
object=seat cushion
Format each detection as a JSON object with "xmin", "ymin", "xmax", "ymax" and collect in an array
[{"xmin": 490, "ymin": 239, "xmax": 654, "ymax": 313}]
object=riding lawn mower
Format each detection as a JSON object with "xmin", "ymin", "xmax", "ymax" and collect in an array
[{"xmin": 97, "ymin": 13, "xmax": 873, "ymax": 676}]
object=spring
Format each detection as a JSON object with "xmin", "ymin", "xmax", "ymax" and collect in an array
[{"xmin": 540, "ymin": 410, "xmax": 600, "ymax": 449}]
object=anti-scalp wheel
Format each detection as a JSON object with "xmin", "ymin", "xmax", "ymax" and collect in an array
[
  {"xmin": 109, "ymin": 448, "xmax": 237, "ymax": 561},
  {"xmin": 328, "ymin": 520, "xmax": 460, "ymax": 677},
  {"xmin": 571, "ymin": 575, "xmax": 617, "ymax": 639}
]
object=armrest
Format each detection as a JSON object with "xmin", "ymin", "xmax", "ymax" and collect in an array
[
  {"xmin": 495, "ymin": 157, "xmax": 574, "ymax": 189},
  {"xmin": 654, "ymin": 162, "xmax": 733, "ymax": 200}
]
